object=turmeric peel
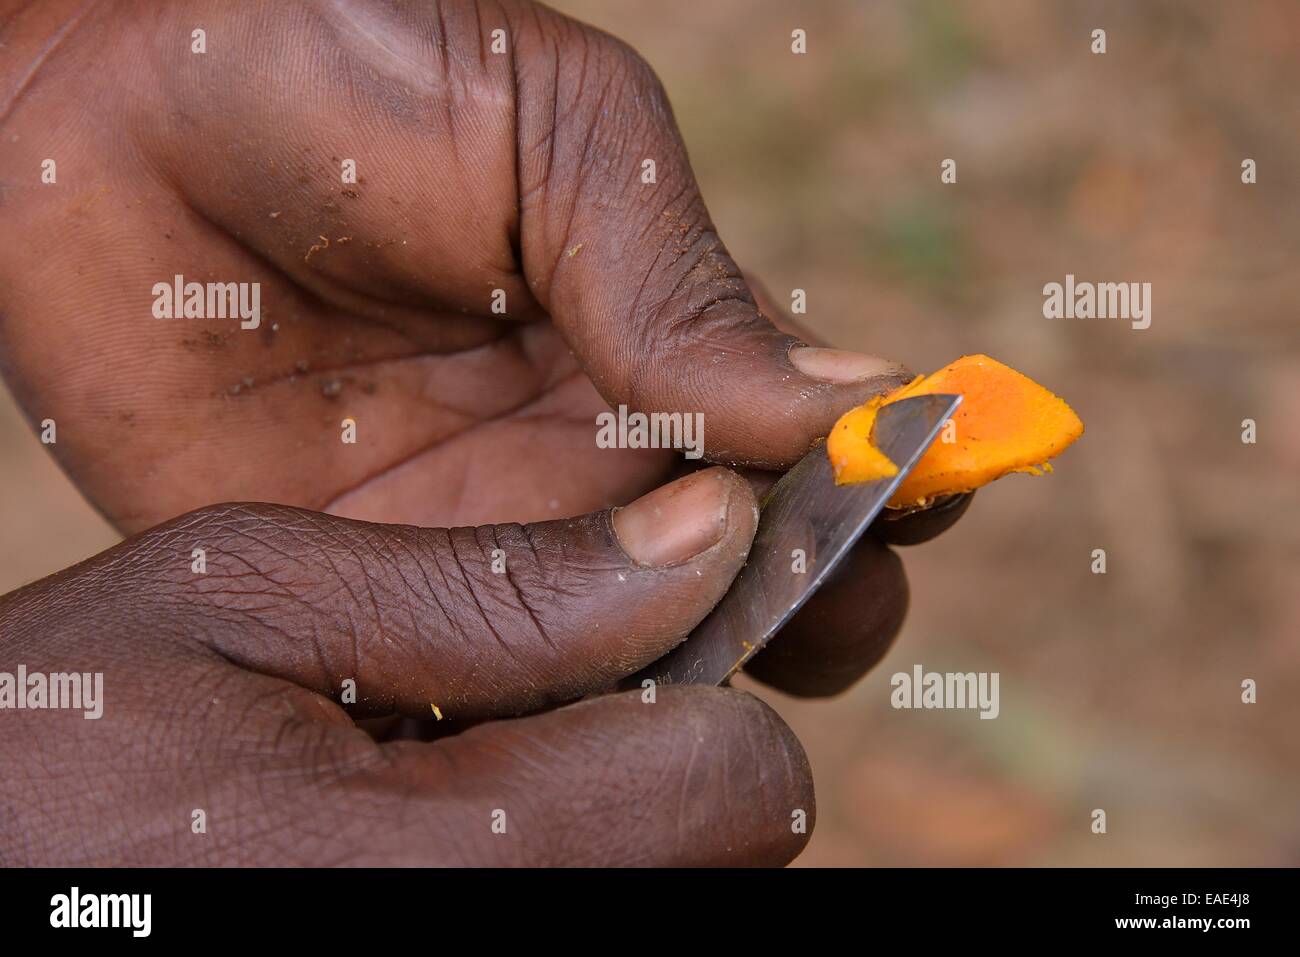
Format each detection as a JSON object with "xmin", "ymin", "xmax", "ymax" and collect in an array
[{"xmin": 827, "ymin": 354, "xmax": 1084, "ymax": 508}]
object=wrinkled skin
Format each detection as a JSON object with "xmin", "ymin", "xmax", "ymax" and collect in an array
[{"xmin": 0, "ymin": 0, "xmax": 966, "ymax": 865}]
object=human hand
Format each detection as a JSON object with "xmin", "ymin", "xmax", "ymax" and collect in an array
[
  {"xmin": 2, "ymin": 1, "xmax": 981, "ymax": 828},
  {"xmin": 0, "ymin": 0, "xmax": 971, "ymax": 700},
  {"xmin": 0, "ymin": 472, "xmax": 836, "ymax": 865}
]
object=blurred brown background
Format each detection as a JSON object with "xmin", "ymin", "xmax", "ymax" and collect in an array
[{"xmin": 2, "ymin": 0, "xmax": 1297, "ymax": 864}]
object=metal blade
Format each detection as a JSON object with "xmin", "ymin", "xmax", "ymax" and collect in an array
[{"xmin": 627, "ymin": 392, "xmax": 963, "ymax": 688}]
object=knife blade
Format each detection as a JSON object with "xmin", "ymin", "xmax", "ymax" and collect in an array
[{"xmin": 627, "ymin": 392, "xmax": 963, "ymax": 688}]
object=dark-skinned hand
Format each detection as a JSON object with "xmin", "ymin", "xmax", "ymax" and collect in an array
[{"xmin": 0, "ymin": 0, "xmax": 967, "ymax": 865}]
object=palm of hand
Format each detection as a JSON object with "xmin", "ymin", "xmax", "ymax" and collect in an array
[{"xmin": 1, "ymin": 2, "xmax": 679, "ymax": 533}]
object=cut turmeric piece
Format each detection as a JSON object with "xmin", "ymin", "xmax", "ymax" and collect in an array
[{"xmin": 827, "ymin": 354, "xmax": 1083, "ymax": 508}]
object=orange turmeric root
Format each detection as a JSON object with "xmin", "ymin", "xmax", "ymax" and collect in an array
[{"xmin": 827, "ymin": 354, "xmax": 1084, "ymax": 508}]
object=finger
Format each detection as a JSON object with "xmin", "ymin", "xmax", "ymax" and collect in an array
[
  {"xmin": 6, "ymin": 675, "xmax": 810, "ymax": 865},
  {"xmin": 744, "ymin": 536, "xmax": 909, "ymax": 697},
  {"xmin": 112, "ymin": 468, "xmax": 759, "ymax": 721},
  {"xmin": 872, "ymin": 492, "xmax": 976, "ymax": 546},
  {"xmin": 335, "ymin": 686, "xmax": 815, "ymax": 866},
  {"xmin": 509, "ymin": 11, "xmax": 911, "ymax": 470}
]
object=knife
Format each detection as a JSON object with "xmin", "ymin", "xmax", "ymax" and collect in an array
[{"xmin": 626, "ymin": 392, "xmax": 963, "ymax": 688}]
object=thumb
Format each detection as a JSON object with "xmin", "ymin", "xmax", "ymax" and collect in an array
[
  {"xmin": 66, "ymin": 468, "xmax": 757, "ymax": 722},
  {"xmin": 510, "ymin": 8, "xmax": 910, "ymax": 469}
]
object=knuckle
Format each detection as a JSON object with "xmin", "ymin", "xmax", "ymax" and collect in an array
[
  {"xmin": 167, "ymin": 504, "xmax": 333, "ymax": 611},
  {"xmin": 127, "ymin": 504, "xmax": 375, "ymax": 674},
  {"xmin": 430, "ymin": 522, "xmax": 566, "ymax": 655}
]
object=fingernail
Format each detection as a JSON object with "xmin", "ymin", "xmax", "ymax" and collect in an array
[
  {"xmin": 613, "ymin": 468, "xmax": 735, "ymax": 567},
  {"xmin": 789, "ymin": 346, "xmax": 910, "ymax": 385}
]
